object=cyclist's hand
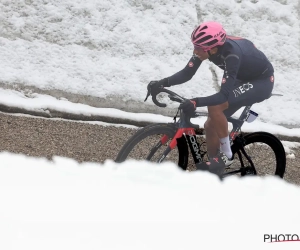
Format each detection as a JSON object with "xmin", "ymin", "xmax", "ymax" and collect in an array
[
  {"xmin": 147, "ymin": 78, "xmax": 170, "ymax": 96},
  {"xmin": 179, "ymin": 99, "xmax": 197, "ymax": 115}
]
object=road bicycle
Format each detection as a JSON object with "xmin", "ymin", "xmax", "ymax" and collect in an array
[{"xmin": 115, "ymin": 89, "xmax": 286, "ymax": 178}]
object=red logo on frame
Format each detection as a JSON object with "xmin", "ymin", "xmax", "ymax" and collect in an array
[
  {"xmin": 270, "ymin": 76, "xmax": 274, "ymax": 83},
  {"xmin": 188, "ymin": 62, "xmax": 194, "ymax": 67}
]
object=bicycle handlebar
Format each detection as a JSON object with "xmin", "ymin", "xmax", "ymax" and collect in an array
[
  {"xmin": 144, "ymin": 88, "xmax": 201, "ymax": 129},
  {"xmin": 144, "ymin": 88, "xmax": 187, "ymax": 107}
]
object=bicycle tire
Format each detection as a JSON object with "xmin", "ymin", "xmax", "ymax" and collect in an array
[
  {"xmin": 115, "ymin": 123, "xmax": 189, "ymax": 170},
  {"xmin": 228, "ymin": 132, "xmax": 286, "ymax": 178}
]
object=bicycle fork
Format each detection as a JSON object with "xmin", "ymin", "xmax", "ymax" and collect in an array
[{"xmin": 156, "ymin": 128, "xmax": 203, "ymax": 164}]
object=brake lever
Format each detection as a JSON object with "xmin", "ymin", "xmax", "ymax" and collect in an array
[{"xmin": 144, "ymin": 90, "xmax": 150, "ymax": 102}]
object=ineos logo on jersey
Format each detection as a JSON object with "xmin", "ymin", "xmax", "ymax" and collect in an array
[
  {"xmin": 233, "ymin": 83, "xmax": 253, "ymax": 97},
  {"xmin": 188, "ymin": 62, "xmax": 194, "ymax": 67}
]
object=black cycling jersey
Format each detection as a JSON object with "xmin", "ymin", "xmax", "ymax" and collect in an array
[{"xmin": 168, "ymin": 36, "xmax": 274, "ymax": 107}]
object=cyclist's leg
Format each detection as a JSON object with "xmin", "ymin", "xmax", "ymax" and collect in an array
[
  {"xmin": 205, "ymin": 79, "xmax": 249, "ymax": 159},
  {"xmin": 204, "ymin": 117, "xmax": 218, "ymax": 157},
  {"xmin": 204, "ymin": 102, "xmax": 229, "ymax": 158},
  {"xmin": 201, "ymin": 75, "xmax": 274, "ymax": 176}
]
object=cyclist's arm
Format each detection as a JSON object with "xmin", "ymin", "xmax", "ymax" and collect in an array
[
  {"xmin": 167, "ymin": 55, "xmax": 202, "ymax": 86},
  {"xmin": 193, "ymin": 51, "xmax": 242, "ymax": 107}
]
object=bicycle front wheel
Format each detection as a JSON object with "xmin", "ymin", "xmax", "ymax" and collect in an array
[
  {"xmin": 226, "ymin": 132, "xmax": 286, "ymax": 178},
  {"xmin": 115, "ymin": 123, "xmax": 189, "ymax": 170}
]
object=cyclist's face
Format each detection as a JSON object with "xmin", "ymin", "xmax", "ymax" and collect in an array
[{"xmin": 193, "ymin": 47, "xmax": 209, "ymax": 61}]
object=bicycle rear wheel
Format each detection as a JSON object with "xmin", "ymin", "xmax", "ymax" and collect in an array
[
  {"xmin": 225, "ymin": 132, "xmax": 286, "ymax": 178},
  {"xmin": 115, "ymin": 123, "xmax": 189, "ymax": 170}
]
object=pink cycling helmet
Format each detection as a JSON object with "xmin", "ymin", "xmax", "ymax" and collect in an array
[{"xmin": 191, "ymin": 21, "xmax": 226, "ymax": 51}]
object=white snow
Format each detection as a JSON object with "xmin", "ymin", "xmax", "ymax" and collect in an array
[{"xmin": 0, "ymin": 1, "xmax": 300, "ymax": 249}]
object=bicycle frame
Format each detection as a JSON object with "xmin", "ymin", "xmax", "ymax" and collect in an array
[{"xmin": 136, "ymin": 89, "xmax": 284, "ymax": 176}]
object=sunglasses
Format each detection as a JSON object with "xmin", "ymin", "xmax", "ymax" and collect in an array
[{"xmin": 193, "ymin": 46, "xmax": 210, "ymax": 53}]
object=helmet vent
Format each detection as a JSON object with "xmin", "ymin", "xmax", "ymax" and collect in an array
[
  {"xmin": 196, "ymin": 35, "xmax": 212, "ymax": 44},
  {"xmin": 203, "ymin": 39, "xmax": 218, "ymax": 47},
  {"xmin": 199, "ymin": 25, "xmax": 208, "ymax": 31},
  {"xmin": 194, "ymin": 32, "xmax": 206, "ymax": 39}
]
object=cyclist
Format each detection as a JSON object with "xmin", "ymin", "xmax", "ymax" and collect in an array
[{"xmin": 147, "ymin": 21, "xmax": 274, "ymax": 178}]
